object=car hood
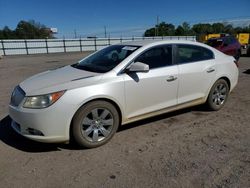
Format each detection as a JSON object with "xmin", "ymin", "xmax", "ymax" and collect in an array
[{"xmin": 20, "ymin": 65, "xmax": 101, "ymax": 95}]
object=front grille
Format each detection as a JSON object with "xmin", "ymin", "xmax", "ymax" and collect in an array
[{"xmin": 10, "ymin": 86, "xmax": 25, "ymax": 107}]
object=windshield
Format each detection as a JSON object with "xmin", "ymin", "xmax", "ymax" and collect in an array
[
  {"xmin": 206, "ymin": 39, "xmax": 223, "ymax": 47},
  {"xmin": 72, "ymin": 45, "xmax": 140, "ymax": 73}
]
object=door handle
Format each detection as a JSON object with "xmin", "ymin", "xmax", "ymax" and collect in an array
[
  {"xmin": 166, "ymin": 76, "xmax": 177, "ymax": 82},
  {"xmin": 207, "ymin": 68, "xmax": 215, "ymax": 73}
]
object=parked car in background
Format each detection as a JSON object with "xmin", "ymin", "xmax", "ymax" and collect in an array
[
  {"xmin": 206, "ymin": 36, "xmax": 241, "ymax": 65},
  {"xmin": 236, "ymin": 33, "xmax": 250, "ymax": 56},
  {"xmin": 9, "ymin": 40, "xmax": 238, "ymax": 148}
]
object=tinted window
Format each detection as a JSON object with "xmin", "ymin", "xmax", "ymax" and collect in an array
[
  {"xmin": 224, "ymin": 37, "xmax": 236, "ymax": 45},
  {"xmin": 177, "ymin": 45, "xmax": 214, "ymax": 64},
  {"xmin": 134, "ymin": 45, "xmax": 172, "ymax": 69},
  {"xmin": 73, "ymin": 45, "xmax": 140, "ymax": 73},
  {"xmin": 206, "ymin": 39, "xmax": 223, "ymax": 47},
  {"xmin": 223, "ymin": 37, "xmax": 232, "ymax": 45}
]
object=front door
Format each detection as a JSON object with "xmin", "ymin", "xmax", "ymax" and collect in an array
[{"xmin": 123, "ymin": 45, "xmax": 179, "ymax": 119}]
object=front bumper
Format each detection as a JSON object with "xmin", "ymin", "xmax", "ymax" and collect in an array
[
  {"xmin": 10, "ymin": 120, "xmax": 67, "ymax": 143},
  {"xmin": 9, "ymin": 100, "xmax": 74, "ymax": 143}
]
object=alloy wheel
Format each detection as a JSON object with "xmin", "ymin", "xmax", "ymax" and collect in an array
[
  {"xmin": 212, "ymin": 83, "xmax": 227, "ymax": 106},
  {"xmin": 81, "ymin": 108, "xmax": 114, "ymax": 142}
]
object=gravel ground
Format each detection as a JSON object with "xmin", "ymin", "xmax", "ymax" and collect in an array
[{"xmin": 0, "ymin": 53, "xmax": 249, "ymax": 188}]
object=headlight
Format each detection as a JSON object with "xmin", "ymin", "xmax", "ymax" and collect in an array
[{"xmin": 23, "ymin": 90, "xmax": 65, "ymax": 109}]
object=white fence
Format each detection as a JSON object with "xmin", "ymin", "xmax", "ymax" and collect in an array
[{"xmin": 0, "ymin": 36, "xmax": 196, "ymax": 56}]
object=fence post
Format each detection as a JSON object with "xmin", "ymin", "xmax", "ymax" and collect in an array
[
  {"xmin": 45, "ymin": 39, "xmax": 49, "ymax": 54},
  {"xmin": 1, "ymin": 40, "xmax": 6, "ymax": 56},
  {"xmin": 79, "ymin": 38, "xmax": 83, "ymax": 52},
  {"xmin": 63, "ymin": 39, "xmax": 66, "ymax": 53},
  {"xmin": 94, "ymin": 38, "xmax": 97, "ymax": 51},
  {"xmin": 108, "ymin": 37, "xmax": 110, "ymax": 46},
  {"xmin": 24, "ymin": 40, "xmax": 29, "ymax": 55}
]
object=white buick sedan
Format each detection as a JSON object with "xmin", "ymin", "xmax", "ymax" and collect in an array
[{"xmin": 9, "ymin": 40, "xmax": 238, "ymax": 148}]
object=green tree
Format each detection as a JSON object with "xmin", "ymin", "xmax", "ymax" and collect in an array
[
  {"xmin": 2, "ymin": 26, "xmax": 16, "ymax": 39},
  {"xmin": 0, "ymin": 30, "xmax": 3, "ymax": 39},
  {"xmin": 158, "ymin": 22, "xmax": 175, "ymax": 36},
  {"xmin": 211, "ymin": 23, "xmax": 225, "ymax": 33},
  {"xmin": 144, "ymin": 22, "xmax": 175, "ymax": 36},
  {"xmin": 192, "ymin": 23, "xmax": 213, "ymax": 34},
  {"xmin": 144, "ymin": 28, "xmax": 155, "ymax": 37},
  {"xmin": 16, "ymin": 20, "xmax": 52, "ymax": 39},
  {"xmin": 223, "ymin": 23, "xmax": 234, "ymax": 34},
  {"xmin": 0, "ymin": 20, "xmax": 53, "ymax": 39},
  {"xmin": 175, "ymin": 25, "xmax": 185, "ymax": 35},
  {"xmin": 175, "ymin": 22, "xmax": 194, "ymax": 36},
  {"xmin": 182, "ymin": 22, "xmax": 192, "ymax": 35}
]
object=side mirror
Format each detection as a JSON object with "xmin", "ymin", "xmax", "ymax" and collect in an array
[{"xmin": 127, "ymin": 62, "xmax": 149, "ymax": 73}]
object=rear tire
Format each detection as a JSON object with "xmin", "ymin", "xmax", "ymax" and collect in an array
[
  {"xmin": 247, "ymin": 47, "xmax": 250, "ymax": 57},
  {"xmin": 72, "ymin": 101, "xmax": 119, "ymax": 148},
  {"xmin": 206, "ymin": 79, "xmax": 229, "ymax": 111},
  {"xmin": 234, "ymin": 50, "xmax": 241, "ymax": 61}
]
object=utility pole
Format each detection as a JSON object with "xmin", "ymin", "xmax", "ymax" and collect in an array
[
  {"xmin": 156, "ymin": 16, "xmax": 159, "ymax": 36},
  {"xmin": 74, "ymin": 29, "xmax": 77, "ymax": 38},
  {"xmin": 104, "ymin": 26, "xmax": 107, "ymax": 38},
  {"xmin": 155, "ymin": 16, "xmax": 159, "ymax": 36},
  {"xmin": 155, "ymin": 18, "xmax": 157, "ymax": 37}
]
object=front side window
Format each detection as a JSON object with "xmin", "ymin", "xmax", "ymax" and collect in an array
[
  {"xmin": 134, "ymin": 45, "xmax": 172, "ymax": 69},
  {"xmin": 72, "ymin": 45, "xmax": 140, "ymax": 73},
  {"xmin": 177, "ymin": 44, "xmax": 214, "ymax": 64}
]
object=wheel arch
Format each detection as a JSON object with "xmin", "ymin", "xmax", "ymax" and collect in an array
[
  {"xmin": 69, "ymin": 97, "xmax": 123, "ymax": 141},
  {"xmin": 219, "ymin": 76, "xmax": 231, "ymax": 91},
  {"xmin": 205, "ymin": 76, "xmax": 231, "ymax": 102}
]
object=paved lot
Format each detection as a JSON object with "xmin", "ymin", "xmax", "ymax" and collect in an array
[{"xmin": 0, "ymin": 53, "xmax": 249, "ymax": 188}]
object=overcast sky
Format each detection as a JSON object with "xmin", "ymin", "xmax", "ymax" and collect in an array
[{"xmin": 0, "ymin": 0, "xmax": 250, "ymax": 38}]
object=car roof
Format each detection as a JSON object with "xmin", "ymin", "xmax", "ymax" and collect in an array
[
  {"xmin": 111, "ymin": 39, "xmax": 228, "ymax": 73},
  {"xmin": 121, "ymin": 39, "xmax": 198, "ymax": 47},
  {"xmin": 208, "ymin": 36, "xmax": 236, "ymax": 41}
]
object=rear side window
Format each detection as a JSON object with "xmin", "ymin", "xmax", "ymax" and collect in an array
[
  {"xmin": 134, "ymin": 45, "xmax": 172, "ymax": 69},
  {"xmin": 224, "ymin": 37, "xmax": 236, "ymax": 45},
  {"xmin": 223, "ymin": 37, "xmax": 232, "ymax": 45},
  {"xmin": 176, "ymin": 44, "xmax": 214, "ymax": 64}
]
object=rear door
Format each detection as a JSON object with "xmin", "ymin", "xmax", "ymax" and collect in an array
[
  {"xmin": 175, "ymin": 44, "xmax": 216, "ymax": 104},
  {"xmin": 222, "ymin": 37, "xmax": 236, "ymax": 56}
]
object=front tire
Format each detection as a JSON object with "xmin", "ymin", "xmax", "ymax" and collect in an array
[
  {"xmin": 72, "ymin": 101, "xmax": 119, "ymax": 148},
  {"xmin": 206, "ymin": 79, "xmax": 229, "ymax": 111}
]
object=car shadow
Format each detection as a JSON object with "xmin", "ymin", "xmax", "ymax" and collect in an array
[
  {"xmin": 118, "ymin": 105, "xmax": 207, "ymax": 132},
  {"xmin": 0, "ymin": 116, "xmax": 82, "ymax": 152},
  {"xmin": 0, "ymin": 105, "xmax": 207, "ymax": 153},
  {"xmin": 243, "ymin": 69, "xmax": 250, "ymax": 74}
]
